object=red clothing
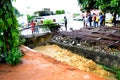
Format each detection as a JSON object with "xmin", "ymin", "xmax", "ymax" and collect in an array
[
  {"xmin": 92, "ymin": 15, "xmax": 96, "ymax": 21},
  {"xmin": 31, "ymin": 22, "xmax": 36, "ymax": 31}
]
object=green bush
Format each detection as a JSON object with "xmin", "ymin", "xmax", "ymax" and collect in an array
[
  {"xmin": 42, "ymin": 19, "xmax": 60, "ymax": 32},
  {"xmin": 55, "ymin": 10, "xmax": 65, "ymax": 14},
  {"xmin": 5, "ymin": 48, "xmax": 23, "ymax": 65},
  {"xmin": 40, "ymin": 19, "xmax": 53, "ymax": 31},
  {"xmin": 102, "ymin": 64, "xmax": 120, "ymax": 80},
  {"xmin": 43, "ymin": 19, "xmax": 53, "ymax": 24}
]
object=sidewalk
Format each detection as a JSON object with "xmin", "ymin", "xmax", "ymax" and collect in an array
[{"xmin": 0, "ymin": 45, "xmax": 105, "ymax": 80}]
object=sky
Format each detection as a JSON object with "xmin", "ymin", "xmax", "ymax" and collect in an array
[{"xmin": 12, "ymin": 0, "xmax": 80, "ymax": 15}]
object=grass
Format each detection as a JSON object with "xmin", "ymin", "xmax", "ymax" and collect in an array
[{"xmin": 101, "ymin": 64, "xmax": 120, "ymax": 80}]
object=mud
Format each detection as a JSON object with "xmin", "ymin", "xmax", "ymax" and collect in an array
[{"xmin": 0, "ymin": 45, "xmax": 106, "ymax": 80}]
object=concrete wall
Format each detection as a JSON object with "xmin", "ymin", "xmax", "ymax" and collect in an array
[
  {"xmin": 24, "ymin": 33, "xmax": 120, "ymax": 69},
  {"xmin": 49, "ymin": 41, "xmax": 120, "ymax": 69}
]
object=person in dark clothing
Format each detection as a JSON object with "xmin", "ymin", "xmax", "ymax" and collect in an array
[
  {"xmin": 64, "ymin": 16, "xmax": 67, "ymax": 31},
  {"xmin": 88, "ymin": 13, "xmax": 92, "ymax": 27},
  {"xmin": 99, "ymin": 13, "xmax": 104, "ymax": 27},
  {"xmin": 102, "ymin": 14, "xmax": 105, "ymax": 26},
  {"xmin": 112, "ymin": 13, "xmax": 117, "ymax": 26}
]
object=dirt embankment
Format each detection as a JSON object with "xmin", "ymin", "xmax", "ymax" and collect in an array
[
  {"xmin": 0, "ymin": 45, "xmax": 106, "ymax": 80},
  {"xmin": 34, "ymin": 44, "xmax": 117, "ymax": 80}
]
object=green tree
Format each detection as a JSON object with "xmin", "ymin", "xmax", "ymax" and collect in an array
[
  {"xmin": 78, "ymin": 0, "xmax": 97, "ymax": 11},
  {"xmin": 0, "ymin": 0, "xmax": 22, "ymax": 65},
  {"xmin": 78, "ymin": 0, "xmax": 120, "ymax": 14},
  {"xmin": 14, "ymin": 7, "xmax": 21, "ymax": 17},
  {"xmin": 95, "ymin": 0, "xmax": 120, "ymax": 14}
]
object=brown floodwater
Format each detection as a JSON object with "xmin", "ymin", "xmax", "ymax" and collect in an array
[{"xmin": 34, "ymin": 44, "xmax": 117, "ymax": 80}]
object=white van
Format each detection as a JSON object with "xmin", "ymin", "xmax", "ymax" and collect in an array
[{"xmin": 105, "ymin": 13, "xmax": 113, "ymax": 23}]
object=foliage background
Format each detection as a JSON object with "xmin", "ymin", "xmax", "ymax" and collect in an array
[
  {"xmin": 0, "ymin": 0, "xmax": 22, "ymax": 65},
  {"xmin": 78, "ymin": 0, "xmax": 120, "ymax": 14}
]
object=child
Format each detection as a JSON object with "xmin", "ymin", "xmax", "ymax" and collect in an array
[{"xmin": 96, "ymin": 15, "xmax": 99, "ymax": 27}]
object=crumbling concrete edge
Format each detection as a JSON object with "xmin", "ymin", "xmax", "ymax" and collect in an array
[{"xmin": 49, "ymin": 40, "xmax": 120, "ymax": 69}]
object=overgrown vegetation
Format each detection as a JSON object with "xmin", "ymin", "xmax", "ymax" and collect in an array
[
  {"xmin": 55, "ymin": 10, "xmax": 65, "ymax": 14},
  {"xmin": 43, "ymin": 19, "xmax": 54, "ymax": 25},
  {"xmin": 0, "ymin": 0, "xmax": 23, "ymax": 65},
  {"xmin": 42, "ymin": 19, "xmax": 60, "ymax": 32},
  {"xmin": 41, "ymin": 19, "xmax": 53, "ymax": 31},
  {"xmin": 102, "ymin": 64, "xmax": 120, "ymax": 80},
  {"xmin": 5, "ymin": 48, "xmax": 22, "ymax": 65}
]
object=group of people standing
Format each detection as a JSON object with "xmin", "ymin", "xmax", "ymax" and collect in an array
[{"xmin": 83, "ymin": 12, "xmax": 105, "ymax": 28}]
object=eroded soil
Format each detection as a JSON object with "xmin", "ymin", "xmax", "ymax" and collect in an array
[
  {"xmin": 0, "ymin": 45, "xmax": 106, "ymax": 80},
  {"xmin": 34, "ymin": 44, "xmax": 117, "ymax": 80}
]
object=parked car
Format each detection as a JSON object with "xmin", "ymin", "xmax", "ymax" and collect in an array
[
  {"xmin": 32, "ymin": 14, "xmax": 65, "ymax": 26},
  {"xmin": 73, "ymin": 16, "xmax": 83, "ymax": 21},
  {"xmin": 32, "ymin": 17, "xmax": 44, "ymax": 23}
]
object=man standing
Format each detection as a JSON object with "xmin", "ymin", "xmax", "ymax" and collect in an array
[
  {"xmin": 83, "ymin": 12, "xmax": 89, "ymax": 28},
  {"xmin": 88, "ymin": 13, "xmax": 92, "ymax": 27},
  {"xmin": 30, "ymin": 20, "xmax": 36, "ymax": 34},
  {"xmin": 92, "ymin": 13, "xmax": 97, "ymax": 27},
  {"xmin": 99, "ymin": 13, "xmax": 104, "ymax": 27},
  {"xmin": 64, "ymin": 16, "xmax": 67, "ymax": 31}
]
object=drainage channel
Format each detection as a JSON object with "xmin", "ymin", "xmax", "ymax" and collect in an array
[{"xmin": 23, "ymin": 27, "xmax": 120, "ymax": 80}]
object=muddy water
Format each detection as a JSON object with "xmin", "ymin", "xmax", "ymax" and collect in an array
[{"xmin": 34, "ymin": 44, "xmax": 117, "ymax": 80}]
